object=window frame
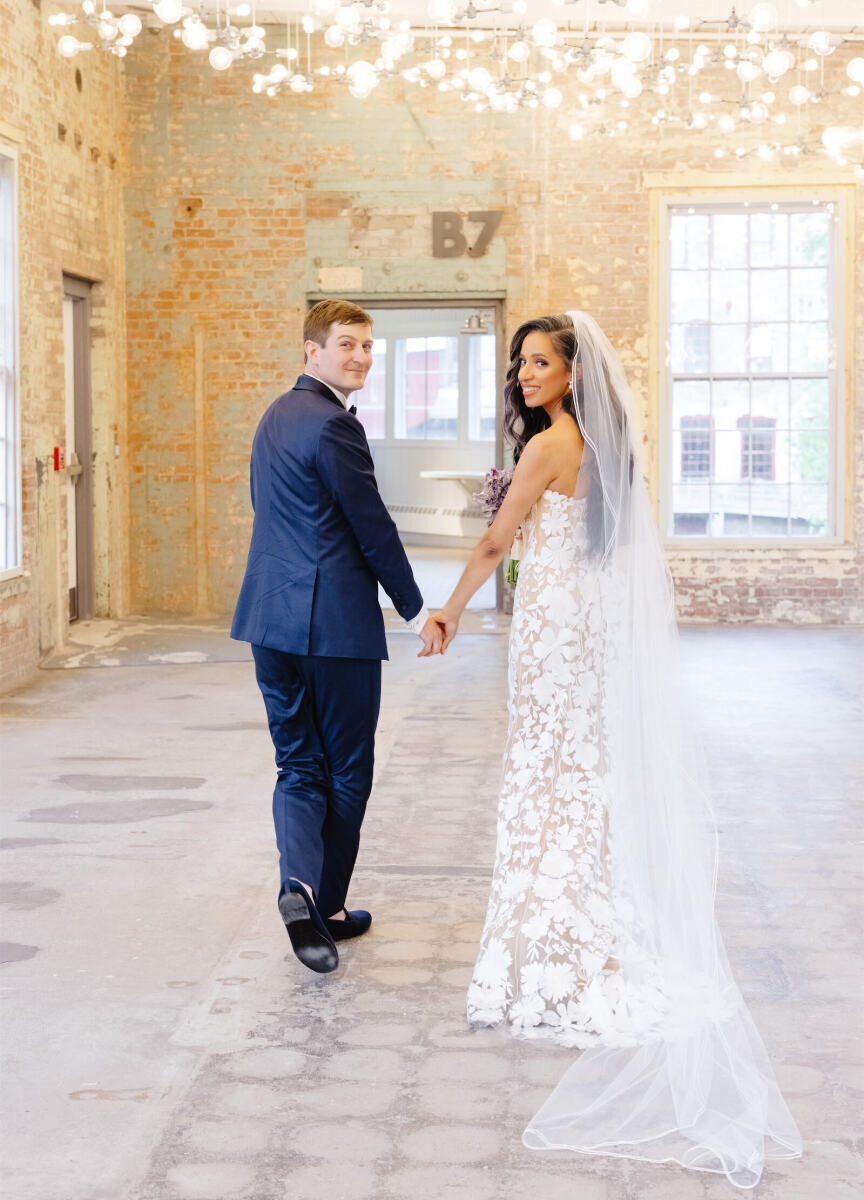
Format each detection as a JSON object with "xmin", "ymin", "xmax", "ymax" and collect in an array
[
  {"xmin": 0, "ymin": 141, "xmax": 21, "ymax": 581},
  {"xmin": 657, "ymin": 189, "xmax": 848, "ymax": 548},
  {"xmin": 350, "ymin": 305, "xmax": 498, "ymax": 448}
]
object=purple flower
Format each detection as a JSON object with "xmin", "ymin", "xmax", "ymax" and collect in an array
[{"xmin": 473, "ymin": 467, "xmax": 513, "ymax": 526}]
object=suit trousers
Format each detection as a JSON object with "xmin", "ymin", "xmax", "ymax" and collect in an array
[{"xmin": 251, "ymin": 644, "xmax": 382, "ymax": 918}]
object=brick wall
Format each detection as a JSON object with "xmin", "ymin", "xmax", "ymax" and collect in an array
[
  {"xmin": 124, "ymin": 30, "xmax": 862, "ymax": 625},
  {"xmin": 3, "ymin": 11, "xmax": 862, "ymax": 693},
  {"xmin": 0, "ymin": 0, "xmax": 129, "ymax": 689}
]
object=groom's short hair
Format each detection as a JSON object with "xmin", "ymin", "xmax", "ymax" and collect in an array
[{"xmin": 304, "ymin": 299, "xmax": 373, "ymax": 362}]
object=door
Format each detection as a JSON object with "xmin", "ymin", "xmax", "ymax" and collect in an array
[
  {"xmin": 62, "ymin": 275, "xmax": 94, "ymax": 622},
  {"xmin": 352, "ymin": 303, "xmax": 502, "ymax": 544}
]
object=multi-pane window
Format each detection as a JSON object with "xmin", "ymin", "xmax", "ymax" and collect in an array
[
  {"xmin": 667, "ymin": 201, "xmax": 837, "ymax": 539},
  {"xmin": 0, "ymin": 150, "xmax": 19, "ymax": 573},
  {"xmin": 680, "ymin": 414, "xmax": 713, "ymax": 479},
  {"xmin": 738, "ymin": 415, "xmax": 776, "ymax": 481},
  {"xmin": 395, "ymin": 336, "xmax": 459, "ymax": 439},
  {"xmin": 352, "ymin": 306, "xmax": 496, "ymax": 444}
]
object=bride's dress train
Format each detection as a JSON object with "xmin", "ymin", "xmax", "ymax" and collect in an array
[{"xmin": 467, "ymin": 364, "xmax": 802, "ymax": 1188}]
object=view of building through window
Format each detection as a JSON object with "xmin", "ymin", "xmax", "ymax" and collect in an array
[
  {"xmin": 352, "ymin": 306, "xmax": 496, "ymax": 444},
  {"xmin": 667, "ymin": 201, "xmax": 835, "ymax": 539}
]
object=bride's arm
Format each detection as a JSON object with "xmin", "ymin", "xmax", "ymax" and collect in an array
[{"xmin": 433, "ymin": 438, "xmax": 553, "ymax": 651}]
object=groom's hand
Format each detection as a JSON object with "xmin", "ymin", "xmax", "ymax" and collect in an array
[
  {"xmin": 432, "ymin": 611, "xmax": 458, "ymax": 654},
  {"xmin": 417, "ymin": 617, "xmax": 444, "ymax": 658}
]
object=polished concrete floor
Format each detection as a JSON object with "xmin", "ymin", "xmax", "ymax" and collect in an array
[{"xmin": 1, "ymin": 617, "xmax": 862, "ymax": 1200}]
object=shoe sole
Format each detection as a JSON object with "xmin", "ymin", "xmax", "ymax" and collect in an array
[{"xmin": 279, "ymin": 891, "xmax": 338, "ymax": 974}]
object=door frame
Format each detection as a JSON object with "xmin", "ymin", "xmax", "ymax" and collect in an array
[
  {"xmin": 306, "ymin": 294, "xmax": 508, "ymax": 608},
  {"xmin": 63, "ymin": 274, "xmax": 94, "ymax": 621}
]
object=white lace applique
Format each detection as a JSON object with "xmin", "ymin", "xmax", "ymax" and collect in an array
[{"xmin": 467, "ymin": 490, "xmax": 672, "ymax": 1049}]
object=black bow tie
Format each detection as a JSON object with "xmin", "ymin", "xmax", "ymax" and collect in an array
[{"xmin": 348, "ymin": 404, "xmax": 357, "ymax": 415}]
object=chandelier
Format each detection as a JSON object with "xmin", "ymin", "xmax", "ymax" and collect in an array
[{"xmin": 48, "ymin": 1, "xmax": 864, "ymax": 172}]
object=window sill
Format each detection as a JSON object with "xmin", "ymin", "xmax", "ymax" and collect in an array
[
  {"xmin": 665, "ymin": 540, "xmax": 853, "ymax": 556},
  {"xmin": 0, "ymin": 567, "xmax": 29, "ymax": 594}
]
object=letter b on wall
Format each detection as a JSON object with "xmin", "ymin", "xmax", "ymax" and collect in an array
[{"xmin": 432, "ymin": 211, "xmax": 503, "ymax": 259}]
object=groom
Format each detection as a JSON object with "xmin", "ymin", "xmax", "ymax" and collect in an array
[{"xmin": 231, "ymin": 299, "xmax": 443, "ymax": 974}]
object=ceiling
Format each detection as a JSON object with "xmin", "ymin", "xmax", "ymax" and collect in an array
[{"xmin": 224, "ymin": 2, "xmax": 862, "ymax": 35}]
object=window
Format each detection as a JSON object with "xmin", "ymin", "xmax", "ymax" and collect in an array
[
  {"xmin": 738, "ymin": 415, "xmax": 776, "ymax": 481},
  {"xmin": 359, "ymin": 338, "xmax": 386, "ymax": 440},
  {"xmin": 352, "ymin": 306, "xmax": 496, "ymax": 444},
  {"xmin": 666, "ymin": 200, "xmax": 839, "ymax": 540},
  {"xmin": 0, "ymin": 149, "xmax": 19, "ymax": 574},
  {"xmin": 680, "ymin": 414, "xmax": 713, "ymax": 480},
  {"xmin": 394, "ymin": 336, "xmax": 459, "ymax": 440}
]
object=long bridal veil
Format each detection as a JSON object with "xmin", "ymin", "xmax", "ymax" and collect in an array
[{"xmin": 521, "ymin": 311, "xmax": 802, "ymax": 1188}]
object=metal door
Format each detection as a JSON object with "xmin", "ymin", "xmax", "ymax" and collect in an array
[{"xmin": 62, "ymin": 276, "xmax": 94, "ymax": 621}]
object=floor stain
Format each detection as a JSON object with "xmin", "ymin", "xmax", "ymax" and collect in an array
[
  {"xmin": 57, "ymin": 756, "xmax": 146, "ymax": 762},
  {"xmin": 25, "ymin": 799, "xmax": 213, "ymax": 824},
  {"xmin": 0, "ymin": 881, "xmax": 61, "ymax": 910},
  {"xmin": 55, "ymin": 775, "xmax": 206, "ymax": 791},
  {"xmin": 69, "ymin": 1087, "xmax": 153, "ymax": 1102},
  {"xmin": 0, "ymin": 837, "xmax": 66, "ymax": 850},
  {"xmin": 0, "ymin": 942, "xmax": 39, "ymax": 964}
]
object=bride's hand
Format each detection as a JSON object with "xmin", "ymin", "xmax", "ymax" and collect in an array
[{"xmin": 432, "ymin": 610, "xmax": 459, "ymax": 654}]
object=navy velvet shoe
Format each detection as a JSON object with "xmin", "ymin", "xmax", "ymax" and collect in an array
[
  {"xmin": 278, "ymin": 880, "xmax": 338, "ymax": 973},
  {"xmin": 325, "ymin": 908, "xmax": 372, "ymax": 941}
]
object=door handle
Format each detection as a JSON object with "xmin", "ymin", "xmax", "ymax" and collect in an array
[{"xmin": 66, "ymin": 452, "xmax": 83, "ymax": 480}]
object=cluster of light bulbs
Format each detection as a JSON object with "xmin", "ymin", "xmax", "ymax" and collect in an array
[
  {"xmin": 50, "ymin": 0, "xmax": 143, "ymax": 58},
  {"xmin": 50, "ymin": 1, "xmax": 863, "ymax": 172}
]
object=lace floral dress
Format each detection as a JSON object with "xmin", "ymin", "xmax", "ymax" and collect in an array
[{"xmin": 467, "ymin": 489, "xmax": 665, "ymax": 1048}]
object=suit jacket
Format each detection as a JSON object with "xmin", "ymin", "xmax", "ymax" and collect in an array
[{"xmin": 230, "ymin": 374, "xmax": 423, "ymax": 660}]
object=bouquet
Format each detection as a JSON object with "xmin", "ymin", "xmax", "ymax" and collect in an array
[{"xmin": 473, "ymin": 467, "xmax": 522, "ymax": 585}]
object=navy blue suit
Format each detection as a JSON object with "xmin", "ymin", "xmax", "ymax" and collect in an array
[{"xmin": 231, "ymin": 374, "xmax": 423, "ymax": 915}]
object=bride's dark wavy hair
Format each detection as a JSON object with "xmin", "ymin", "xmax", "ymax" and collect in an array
[{"xmin": 503, "ymin": 313, "xmax": 632, "ymax": 555}]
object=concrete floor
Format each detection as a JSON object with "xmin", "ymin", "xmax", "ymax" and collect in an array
[{"xmin": 1, "ymin": 618, "xmax": 862, "ymax": 1200}]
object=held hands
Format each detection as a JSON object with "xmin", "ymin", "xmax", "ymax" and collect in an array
[
  {"xmin": 416, "ymin": 613, "xmax": 459, "ymax": 656},
  {"xmin": 417, "ymin": 616, "xmax": 444, "ymax": 658},
  {"xmin": 431, "ymin": 610, "xmax": 459, "ymax": 654}
]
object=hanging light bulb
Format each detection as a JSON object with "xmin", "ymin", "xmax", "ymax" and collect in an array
[
  {"xmin": 748, "ymin": 3, "xmax": 777, "ymax": 33},
  {"xmin": 542, "ymin": 87, "xmax": 562, "ymax": 109},
  {"xmin": 324, "ymin": 25, "xmax": 344, "ymax": 48},
  {"xmin": 808, "ymin": 31, "xmax": 835, "ymax": 56},
  {"xmin": 789, "ymin": 84, "xmax": 810, "ymax": 105},
  {"xmin": 621, "ymin": 32, "xmax": 652, "ymax": 63},
  {"xmin": 846, "ymin": 58, "xmax": 864, "ymax": 84},
  {"xmin": 424, "ymin": 59, "xmax": 446, "ymax": 80},
  {"xmin": 57, "ymin": 34, "xmax": 82, "ymax": 57},
  {"xmin": 209, "ymin": 45, "xmax": 233, "ymax": 70},
  {"xmin": 427, "ymin": 0, "xmax": 454, "ymax": 22},
  {"xmin": 737, "ymin": 60, "xmax": 761, "ymax": 83},
  {"xmin": 154, "ymin": 0, "xmax": 183, "ymax": 25},
  {"xmin": 531, "ymin": 19, "xmax": 558, "ymax": 49},
  {"xmin": 181, "ymin": 19, "xmax": 209, "ymax": 51},
  {"xmin": 118, "ymin": 13, "xmax": 142, "ymax": 37},
  {"xmin": 762, "ymin": 48, "xmax": 794, "ymax": 77},
  {"xmin": 508, "ymin": 40, "xmax": 530, "ymax": 64},
  {"xmin": 468, "ymin": 66, "xmax": 492, "ymax": 92}
]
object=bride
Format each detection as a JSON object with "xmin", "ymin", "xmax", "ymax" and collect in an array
[{"xmin": 432, "ymin": 311, "xmax": 802, "ymax": 1189}]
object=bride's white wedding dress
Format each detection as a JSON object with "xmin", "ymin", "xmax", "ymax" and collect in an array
[
  {"xmin": 468, "ymin": 487, "xmax": 661, "ymax": 1047},
  {"xmin": 465, "ymin": 312, "xmax": 802, "ymax": 1190}
]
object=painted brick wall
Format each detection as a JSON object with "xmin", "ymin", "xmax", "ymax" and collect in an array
[
  {"xmin": 0, "ymin": 0, "xmax": 129, "ymax": 689},
  {"xmin": 123, "ymin": 31, "xmax": 862, "ymax": 625},
  {"xmin": 4, "ymin": 12, "xmax": 862, "ymax": 693}
]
